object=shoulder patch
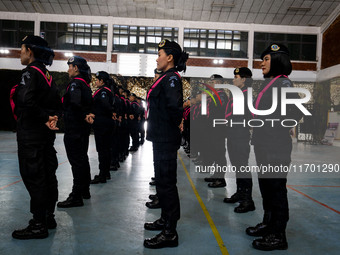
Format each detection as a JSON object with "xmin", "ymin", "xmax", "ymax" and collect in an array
[
  {"xmin": 169, "ymin": 75, "xmax": 178, "ymax": 88},
  {"xmin": 282, "ymin": 79, "xmax": 292, "ymax": 87},
  {"xmin": 20, "ymin": 71, "xmax": 31, "ymax": 86},
  {"xmin": 169, "ymin": 75, "xmax": 178, "ymax": 81},
  {"xmin": 101, "ymin": 91, "xmax": 107, "ymax": 98},
  {"xmin": 70, "ymin": 83, "xmax": 77, "ymax": 91}
]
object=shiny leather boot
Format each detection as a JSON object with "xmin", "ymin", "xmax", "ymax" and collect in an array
[
  {"xmin": 223, "ymin": 192, "xmax": 242, "ymax": 203},
  {"xmin": 252, "ymin": 233, "xmax": 288, "ymax": 251},
  {"xmin": 146, "ymin": 198, "xmax": 161, "ymax": 209},
  {"xmin": 234, "ymin": 200, "xmax": 255, "ymax": 213},
  {"xmin": 144, "ymin": 230, "xmax": 178, "ymax": 249},
  {"xmin": 12, "ymin": 220, "xmax": 48, "ymax": 240},
  {"xmin": 144, "ymin": 218, "xmax": 165, "ymax": 231},
  {"xmin": 148, "ymin": 194, "xmax": 158, "ymax": 200},
  {"xmin": 90, "ymin": 175, "xmax": 107, "ymax": 184},
  {"xmin": 246, "ymin": 222, "xmax": 269, "ymax": 236},
  {"xmin": 57, "ymin": 194, "xmax": 84, "ymax": 208}
]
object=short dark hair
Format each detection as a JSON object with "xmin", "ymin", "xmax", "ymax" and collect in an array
[{"xmin": 265, "ymin": 53, "xmax": 292, "ymax": 78}]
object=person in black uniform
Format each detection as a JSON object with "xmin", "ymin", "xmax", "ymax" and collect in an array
[
  {"xmin": 128, "ymin": 93, "xmax": 140, "ymax": 151},
  {"xmin": 203, "ymin": 74, "xmax": 228, "ymax": 188},
  {"xmin": 136, "ymin": 97, "xmax": 146, "ymax": 145},
  {"xmin": 110, "ymin": 81, "xmax": 122, "ymax": 171},
  {"xmin": 145, "ymin": 69, "xmax": 164, "ymax": 207},
  {"xmin": 182, "ymin": 98, "xmax": 191, "ymax": 154},
  {"xmin": 11, "ymin": 35, "xmax": 61, "ymax": 239},
  {"xmin": 117, "ymin": 85, "xmax": 129, "ymax": 162},
  {"xmin": 187, "ymin": 94, "xmax": 199, "ymax": 158},
  {"xmin": 247, "ymin": 44, "xmax": 303, "ymax": 251},
  {"xmin": 57, "ymin": 56, "xmax": 93, "ymax": 208},
  {"xmin": 90, "ymin": 71, "xmax": 114, "ymax": 184},
  {"xmin": 122, "ymin": 89, "xmax": 132, "ymax": 156},
  {"xmin": 223, "ymin": 67, "xmax": 255, "ymax": 213},
  {"xmin": 143, "ymin": 39, "xmax": 188, "ymax": 249}
]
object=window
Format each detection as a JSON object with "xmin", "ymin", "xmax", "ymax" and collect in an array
[
  {"xmin": 254, "ymin": 32, "xmax": 317, "ymax": 61},
  {"xmin": 113, "ymin": 25, "xmax": 178, "ymax": 53},
  {"xmin": 0, "ymin": 20, "xmax": 34, "ymax": 48},
  {"xmin": 40, "ymin": 22, "xmax": 108, "ymax": 51},
  {"xmin": 183, "ymin": 28, "xmax": 248, "ymax": 58}
]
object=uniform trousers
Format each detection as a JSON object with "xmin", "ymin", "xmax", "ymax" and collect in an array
[
  {"xmin": 227, "ymin": 138, "xmax": 252, "ymax": 196},
  {"xmin": 254, "ymin": 144, "xmax": 291, "ymax": 233},
  {"xmin": 94, "ymin": 122, "xmax": 113, "ymax": 178},
  {"xmin": 110, "ymin": 121, "xmax": 119, "ymax": 163},
  {"xmin": 129, "ymin": 120, "xmax": 139, "ymax": 149},
  {"xmin": 138, "ymin": 120, "xmax": 145, "ymax": 142},
  {"xmin": 17, "ymin": 137, "xmax": 58, "ymax": 223},
  {"xmin": 64, "ymin": 128, "xmax": 91, "ymax": 198},
  {"xmin": 153, "ymin": 142, "xmax": 180, "ymax": 231}
]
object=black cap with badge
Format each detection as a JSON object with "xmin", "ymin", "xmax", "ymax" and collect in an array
[
  {"xmin": 234, "ymin": 67, "xmax": 252, "ymax": 78},
  {"xmin": 67, "ymin": 56, "xmax": 92, "ymax": 82},
  {"xmin": 21, "ymin": 35, "xmax": 54, "ymax": 66},
  {"xmin": 96, "ymin": 71, "xmax": 110, "ymax": 82},
  {"xmin": 260, "ymin": 43, "xmax": 289, "ymax": 60},
  {"xmin": 158, "ymin": 39, "xmax": 181, "ymax": 53},
  {"xmin": 158, "ymin": 39, "xmax": 189, "ymax": 72},
  {"xmin": 67, "ymin": 56, "xmax": 88, "ymax": 68}
]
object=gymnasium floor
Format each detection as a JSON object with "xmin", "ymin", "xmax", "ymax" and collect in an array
[{"xmin": 0, "ymin": 130, "xmax": 339, "ymax": 255}]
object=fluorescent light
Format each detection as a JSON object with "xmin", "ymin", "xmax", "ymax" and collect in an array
[
  {"xmin": 0, "ymin": 49, "xmax": 9, "ymax": 54},
  {"xmin": 219, "ymin": 60, "xmax": 224, "ymax": 64}
]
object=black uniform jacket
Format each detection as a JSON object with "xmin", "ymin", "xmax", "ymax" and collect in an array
[
  {"xmin": 62, "ymin": 75, "xmax": 93, "ymax": 131},
  {"xmin": 251, "ymin": 75, "xmax": 303, "ymax": 148},
  {"xmin": 225, "ymin": 87, "xmax": 251, "ymax": 140},
  {"xmin": 92, "ymin": 85, "xmax": 114, "ymax": 128},
  {"xmin": 12, "ymin": 61, "xmax": 62, "ymax": 141},
  {"xmin": 130, "ymin": 100, "xmax": 140, "ymax": 120},
  {"xmin": 146, "ymin": 68, "xmax": 183, "ymax": 144}
]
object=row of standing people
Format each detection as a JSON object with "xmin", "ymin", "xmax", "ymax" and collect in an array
[
  {"xmin": 181, "ymin": 43, "xmax": 303, "ymax": 251},
  {"xmin": 10, "ymin": 34, "xmax": 303, "ymax": 252},
  {"xmin": 10, "ymin": 35, "xmax": 146, "ymax": 240}
]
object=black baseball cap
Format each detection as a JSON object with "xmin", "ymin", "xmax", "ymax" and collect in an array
[
  {"xmin": 158, "ymin": 39, "xmax": 181, "ymax": 53},
  {"xmin": 21, "ymin": 35, "xmax": 48, "ymax": 48},
  {"xmin": 260, "ymin": 43, "xmax": 289, "ymax": 59},
  {"xmin": 96, "ymin": 71, "xmax": 110, "ymax": 81},
  {"xmin": 234, "ymin": 67, "xmax": 252, "ymax": 78}
]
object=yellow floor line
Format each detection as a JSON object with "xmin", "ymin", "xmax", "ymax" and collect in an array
[{"xmin": 178, "ymin": 154, "xmax": 229, "ymax": 255}]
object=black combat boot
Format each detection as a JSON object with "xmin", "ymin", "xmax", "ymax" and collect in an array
[
  {"xmin": 12, "ymin": 219, "xmax": 48, "ymax": 240},
  {"xmin": 90, "ymin": 175, "xmax": 107, "ymax": 184},
  {"xmin": 252, "ymin": 232, "xmax": 288, "ymax": 251},
  {"xmin": 234, "ymin": 190, "xmax": 255, "ymax": 213},
  {"xmin": 144, "ymin": 218, "xmax": 165, "ymax": 231},
  {"xmin": 57, "ymin": 193, "xmax": 84, "ymax": 208},
  {"xmin": 234, "ymin": 200, "xmax": 255, "ymax": 213},
  {"xmin": 149, "ymin": 194, "xmax": 158, "ymax": 200},
  {"xmin": 144, "ymin": 229, "xmax": 178, "ymax": 249},
  {"xmin": 223, "ymin": 192, "xmax": 242, "ymax": 203},
  {"xmin": 146, "ymin": 198, "xmax": 161, "ymax": 209}
]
